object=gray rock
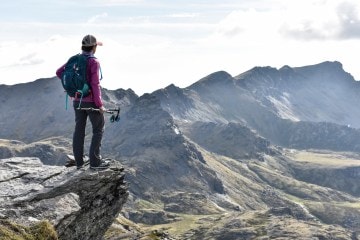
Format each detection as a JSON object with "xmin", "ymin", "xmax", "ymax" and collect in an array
[
  {"xmin": 128, "ymin": 209, "xmax": 181, "ymax": 225},
  {"xmin": 0, "ymin": 157, "xmax": 128, "ymax": 240}
]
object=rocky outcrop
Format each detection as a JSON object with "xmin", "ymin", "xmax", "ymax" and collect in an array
[
  {"xmin": 182, "ymin": 122, "xmax": 276, "ymax": 160},
  {"xmin": 0, "ymin": 138, "xmax": 72, "ymax": 166},
  {"xmin": 0, "ymin": 157, "xmax": 128, "ymax": 240}
]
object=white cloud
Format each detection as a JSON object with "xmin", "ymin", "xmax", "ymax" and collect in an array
[
  {"xmin": 214, "ymin": 8, "xmax": 283, "ymax": 39},
  {"xmin": 0, "ymin": 35, "xmax": 78, "ymax": 84},
  {"xmin": 279, "ymin": 0, "xmax": 360, "ymax": 40},
  {"xmin": 15, "ymin": 53, "xmax": 44, "ymax": 67},
  {"xmin": 212, "ymin": 0, "xmax": 360, "ymax": 41},
  {"xmin": 336, "ymin": 1, "xmax": 360, "ymax": 38},
  {"xmin": 87, "ymin": 13, "xmax": 109, "ymax": 24}
]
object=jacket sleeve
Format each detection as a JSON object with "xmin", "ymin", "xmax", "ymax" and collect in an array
[
  {"xmin": 56, "ymin": 64, "xmax": 66, "ymax": 79},
  {"xmin": 88, "ymin": 58, "xmax": 103, "ymax": 108}
]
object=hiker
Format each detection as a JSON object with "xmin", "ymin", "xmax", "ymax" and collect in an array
[{"xmin": 56, "ymin": 34, "xmax": 109, "ymax": 170}]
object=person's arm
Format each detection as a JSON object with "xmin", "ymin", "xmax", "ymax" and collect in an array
[
  {"xmin": 56, "ymin": 64, "xmax": 66, "ymax": 79},
  {"xmin": 88, "ymin": 59, "xmax": 103, "ymax": 108}
]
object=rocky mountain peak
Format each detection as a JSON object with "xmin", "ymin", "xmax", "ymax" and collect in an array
[
  {"xmin": 235, "ymin": 66, "xmax": 279, "ymax": 80},
  {"xmin": 293, "ymin": 61, "xmax": 354, "ymax": 83},
  {"xmin": 189, "ymin": 70, "xmax": 234, "ymax": 90},
  {"xmin": 279, "ymin": 65, "xmax": 294, "ymax": 73},
  {"xmin": 307, "ymin": 60, "xmax": 343, "ymax": 70},
  {"xmin": 235, "ymin": 61, "xmax": 353, "ymax": 86},
  {"xmin": 154, "ymin": 84, "xmax": 191, "ymax": 102},
  {"xmin": 102, "ymin": 87, "xmax": 138, "ymax": 107},
  {"xmin": 183, "ymin": 121, "xmax": 276, "ymax": 160},
  {"xmin": 162, "ymin": 83, "xmax": 181, "ymax": 93}
]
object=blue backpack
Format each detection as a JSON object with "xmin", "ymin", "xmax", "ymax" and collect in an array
[{"xmin": 61, "ymin": 54, "xmax": 91, "ymax": 99}]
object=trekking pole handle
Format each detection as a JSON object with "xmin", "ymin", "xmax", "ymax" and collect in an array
[
  {"xmin": 76, "ymin": 107, "xmax": 120, "ymax": 114},
  {"xmin": 106, "ymin": 107, "xmax": 120, "ymax": 114},
  {"xmin": 105, "ymin": 108, "xmax": 120, "ymax": 114},
  {"xmin": 76, "ymin": 107, "xmax": 99, "ymax": 112}
]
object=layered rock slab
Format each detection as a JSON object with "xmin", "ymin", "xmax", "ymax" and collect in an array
[{"xmin": 0, "ymin": 157, "xmax": 128, "ymax": 240}]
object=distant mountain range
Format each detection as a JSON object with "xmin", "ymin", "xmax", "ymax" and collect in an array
[
  {"xmin": 1, "ymin": 61, "xmax": 360, "ymax": 239},
  {"xmin": 153, "ymin": 61, "xmax": 360, "ymax": 151}
]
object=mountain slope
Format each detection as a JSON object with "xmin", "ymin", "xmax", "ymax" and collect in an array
[
  {"xmin": 154, "ymin": 61, "xmax": 360, "ymax": 152},
  {"xmin": 104, "ymin": 93, "xmax": 225, "ymax": 198},
  {"xmin": 235, "ymin": 61, "xmax": 360, "ymax": 127}
]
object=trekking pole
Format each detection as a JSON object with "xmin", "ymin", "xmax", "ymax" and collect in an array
[
  {"xmin": 107, "ymin": 107, "xmax": 120, "ymax": 122},
  {"xmin": 76, "ymin": 107, "xmax": 120, "ymax": 122}
]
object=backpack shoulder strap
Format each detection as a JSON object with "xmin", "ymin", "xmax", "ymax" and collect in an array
[{"xmin": 85, "ymin": 55, "xmax": 103, "ymax": 80}]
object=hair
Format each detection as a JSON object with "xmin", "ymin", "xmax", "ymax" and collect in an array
[{"xmin": 81, "ymin": 45, "xmax": 94, "ymax": 52}]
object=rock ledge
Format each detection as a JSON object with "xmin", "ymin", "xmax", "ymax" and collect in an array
[{"xmin": 0, "ymin": 157, "xmax": 128, "ymax": 240}]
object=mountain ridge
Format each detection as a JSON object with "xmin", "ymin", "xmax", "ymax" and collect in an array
[{"xmin": 234, "ymin": 61, "xmax": 360, "ymax": 127}]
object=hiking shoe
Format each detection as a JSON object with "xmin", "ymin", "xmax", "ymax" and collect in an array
[
  {"xmin": 90, "ymin": 160, "xmax": 110, "ymax": 170},
  {"xmin": 77, "ymin": 164, "xmax": 84, "ymax": 170},
  {"xmin": 65, "ymin": 159, "xmax": 76, "ymax": 167}
]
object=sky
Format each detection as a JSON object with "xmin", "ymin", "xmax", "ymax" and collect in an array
[{"xmin": 1, "ymin": 0, "xmax": 360, "ymax": 95}]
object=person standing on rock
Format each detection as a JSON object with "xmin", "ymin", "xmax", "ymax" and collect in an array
[{"xmin": 56, "ymin": 34, "xmax": 109, "ymax": 170}]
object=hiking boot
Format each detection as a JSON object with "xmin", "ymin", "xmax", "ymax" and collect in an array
[
  {"xmin": 90, "ymin": 160, "xmax": 110, "ymax": 170},
  {"xmin": 65, "ymin": 159, "xmax": 76, "ymax": 167},
  {"xmin": 77, "ymin": 164, "xmax": 84, "ymax": 170}
]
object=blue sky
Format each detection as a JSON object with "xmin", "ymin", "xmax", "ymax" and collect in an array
[{"xmin": 1, "ymin": 0, "xmax": 360, "ymax": 95}]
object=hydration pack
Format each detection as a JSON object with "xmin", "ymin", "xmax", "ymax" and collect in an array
[{"xmin": 61, "ymin": 54, "xmax": 91, "ymax": 98}]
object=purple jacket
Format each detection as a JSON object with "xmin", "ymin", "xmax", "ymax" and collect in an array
[{"xmin": 56, "ymin": 52, "xmax": 103, "ymax": 108}]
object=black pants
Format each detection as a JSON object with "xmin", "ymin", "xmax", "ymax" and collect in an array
[{"xmin": 73, "ymin": 101, "xmax": 105, "ymax": 167}]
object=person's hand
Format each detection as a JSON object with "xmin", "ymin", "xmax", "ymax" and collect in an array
[{"xmin": 99, "ymin": 106, "xmax": 107, "ymax": 114}]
